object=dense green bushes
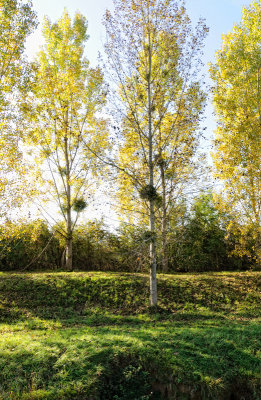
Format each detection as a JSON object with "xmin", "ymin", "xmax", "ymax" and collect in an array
[
  {"xmin": 0, "ymin": 220, "xmax": 123, "ymax": 272},
  {"xmin": 72, "ymin": 222, "xmax": 121, "ymax": 271},
  {"xmin": 0, "ymin": 220, "xmax": 60, "ymax": 271},
  {"xmin": 115, "ymin": 194, "xmax": 254, "ymax": 273},
  {"xmin": 0, "ymin": 195, "xmax": 257, "ymax": 272},
  {"xmin": 166, "ymin": 194, "xmax": 246, "ymax": 272}
]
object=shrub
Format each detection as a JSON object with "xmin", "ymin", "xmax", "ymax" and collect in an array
[{"xmin": 0, "ymin": 220, "xmax": 60, "ymax": 271}]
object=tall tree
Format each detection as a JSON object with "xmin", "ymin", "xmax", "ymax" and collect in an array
[
  {"xmin": 22, "ymin": 11, "xmax": 108, "ymax": 270},
  {"xmin": 103, "ymin": 0, "xmax": 207, "ymax": 305},
  {"xmin": 210, "ymin": 0, "xmax": 261, "ymax": 265},
  {"xmin": 0, "ymin": 0, "xmax": 37, "ymax": 213}
]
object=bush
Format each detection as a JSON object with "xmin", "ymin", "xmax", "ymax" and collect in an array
[
  {"xmin": 72, "ymin": 221, "xmax": 121, "ymax": 271},
  {"xmin": 0, "ymin": 220, "xmax": 60, "ymax": 271},
  {"xmin": 167, "ymin": 193, "xmax": 247, "ymax": 272}
]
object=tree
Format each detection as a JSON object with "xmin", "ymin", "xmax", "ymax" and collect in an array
[
  {"xmin": 0, "ymin": 0, "xmax": 37, "ymax": 214},
  {"xmin": 22, "ymin": 11, "xmax": 108, "ymax": 270},
  {"xmin": 210, "ymin": 0, "xmax": 261, "ymax": 266},
  {"xmin": 103, "ymin": 0, "xmax": 207, "ymax": 305}
]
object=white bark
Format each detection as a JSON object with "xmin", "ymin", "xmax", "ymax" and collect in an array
[{"xmin": 147, "ymin": 23, "xmax": 157, "ymax": 307}]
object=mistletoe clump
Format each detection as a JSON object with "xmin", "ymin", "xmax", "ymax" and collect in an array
[
  {"xmin": 139, "ymin": 184, "xmax": 158, "ymax": 201},
  {"xmin": 73, "ymin": 199, "xmax": 87, "ymax": 212}
]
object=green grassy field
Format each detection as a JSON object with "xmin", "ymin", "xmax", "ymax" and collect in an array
[{"xmin": 0, "ymin": 271, "xmax": 260, "ymax": 399}]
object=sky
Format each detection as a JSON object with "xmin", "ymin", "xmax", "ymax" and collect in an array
[
  {"xmin": 24, "ymin": 0, "xmax": 253, "ymax": 225},
  {"xmin": 26, "ymin": 0, "xmax": 253, "ymax": 65}
]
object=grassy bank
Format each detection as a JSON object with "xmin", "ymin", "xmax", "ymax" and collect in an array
[{"xmin": 0, "ymin": 271, "xmax": 260, "ymax": 399}]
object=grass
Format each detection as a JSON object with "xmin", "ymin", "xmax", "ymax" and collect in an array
[{"xmin": 0, "ymin": 271, "xmax": 260, "ymax": 399}]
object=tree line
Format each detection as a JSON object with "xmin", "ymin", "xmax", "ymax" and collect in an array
[
  {"xmin": 0, "ymin": 193, "xmax": 252, "ymax": 273},
  {"xmin": 1, "ymin": 0, "xmax": 261, "ymax": 306}
]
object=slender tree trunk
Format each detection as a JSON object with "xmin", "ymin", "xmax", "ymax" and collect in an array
[
  {"xmin": 65, "ymin": 200, "xmax": 73, "ymax": 271},
  {"xmin": 64, "ymin": 133, "xmax": 73, "ymax": 271},
  {"xmin": 160, "ymin": 163, "xmax": 168, "ymax": 273},
  {"xmin": 255, "ymin": 223, "xmax": 261, "ymax": 268},
  {"xmin": 149, "ymin": 202, "xmax": 157, "ymax": 306},
  {"xmin": 147, "ymin": 24, "xmax": 157, "ymax": 307},
  {"xmin": 250, "ymin": 182, "xmax": 261, "ymax": 267},
  {"xmin": 65, "ymin": 234, "xmax": 73, "ymax": 271}
]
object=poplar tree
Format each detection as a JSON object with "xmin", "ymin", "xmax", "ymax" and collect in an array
[
  {"xmin": 22, "ymin": 11, "xmax": 108, "ymax": 270},
  {"xmin": 0, "ymin": 0, "xmax": 37, "ymax": 213},
  {"xmin": 103, "ymin": 0, "xmax": 207, "ymax": 305},
  {"xmin": 210, "ymin": 0, "xmax": 261, "ymax": 265}
]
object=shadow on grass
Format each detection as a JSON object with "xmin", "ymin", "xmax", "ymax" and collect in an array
[
  {"xmin": 0, "ymin": 316, "xmax": 260, "ymax": 399},
  {"xmin": 0, "ymin": 272, "xmax": 261, "ymax": 398},
  {"xmin": 1, "ymin": 272, "xmax": 261, "ymax": 325}
]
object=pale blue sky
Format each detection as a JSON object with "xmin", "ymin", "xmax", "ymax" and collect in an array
[{"xmin": 26, "ymin": 0, "xmax": 252, "ymax": 66}]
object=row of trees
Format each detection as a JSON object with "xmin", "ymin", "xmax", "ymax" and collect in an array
[{"xmin": 1, "ymin": 0, "xmax": 261, "ymax": 306}]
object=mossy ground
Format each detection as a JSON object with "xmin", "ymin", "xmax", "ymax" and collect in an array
[{"xmin": 0, "ymin": 271, "xmax": 260, "ymax": 399}]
